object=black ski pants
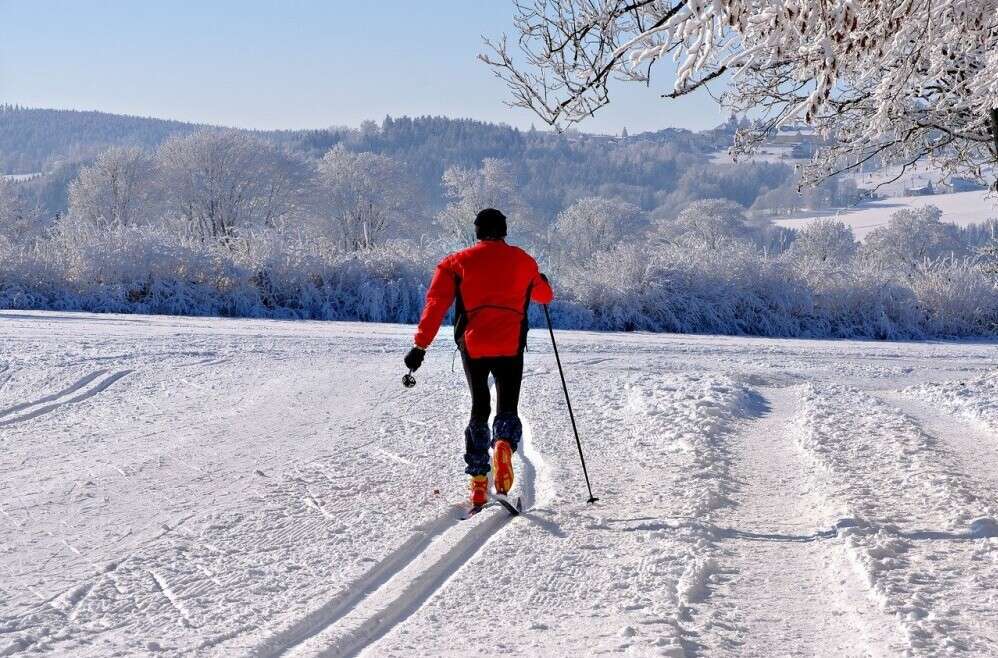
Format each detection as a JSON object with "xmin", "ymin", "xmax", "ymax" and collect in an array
[{"xmin": 461, "ymin": 351, "xmax": 524, "ymax": 476}]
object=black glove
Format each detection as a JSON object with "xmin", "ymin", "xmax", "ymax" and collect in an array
[{"xmin": 404, "ymin": 346, "xmax": 425, "ymax": 371}]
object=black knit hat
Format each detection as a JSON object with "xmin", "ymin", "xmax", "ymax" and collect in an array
[{"xmin": 474, "ymin": 208, "xmax": 507, "ymax": 240}]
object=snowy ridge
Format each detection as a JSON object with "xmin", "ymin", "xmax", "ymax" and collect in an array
[{"xmin": 902, "ymin": 374, "xmax": 998, "ymax": 433}]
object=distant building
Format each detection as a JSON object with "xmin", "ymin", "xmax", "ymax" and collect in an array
[
  {"xmin": 856, "ymin": 187, "xmax": 877, "ymax": 201},
  {"xmin": 904, "ymin": 181, "xmax": 935, "ymax": 196}
]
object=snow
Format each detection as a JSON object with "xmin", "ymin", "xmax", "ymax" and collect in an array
[
  {"xmin": 2, "ymin": 310, "xmax": 998, "ymax": 656},
  {"xmin": 775, "ymin": 190, "xmax": 998, "ymax": 240}
]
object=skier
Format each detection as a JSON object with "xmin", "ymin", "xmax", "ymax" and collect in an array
[{"xmin": 404, "ymin": 208, "xmax": 553, "ymax": 508}]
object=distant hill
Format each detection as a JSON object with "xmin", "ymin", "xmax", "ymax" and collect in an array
[
  {"xmin": 0, "ymin": 105, "xmax": 722, "ymax": 174},
  {"xmin": 0, "ymin": 105, "xmax": 216, "ymax": 173},
  {"xmin": 1, "ymin": 106, "xmax": 741, "ymax": 218}
]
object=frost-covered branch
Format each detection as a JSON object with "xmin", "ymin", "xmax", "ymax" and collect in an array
[{"xmin": 484, "ymin": 0, "xmax": 998, "ymax": 186}]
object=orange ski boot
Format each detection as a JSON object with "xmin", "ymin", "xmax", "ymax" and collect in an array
[
  {"xmin": 469, "ymin": 475, "xmax": 489, "ymax": 508},
  {"xmin": 492, "ymin": 439, "xmax": 515, "ymax": 495}
]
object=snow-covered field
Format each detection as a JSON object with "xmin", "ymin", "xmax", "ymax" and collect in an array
[
  {"xmin": 775, "ymin": 190, "xmax": 997, "ymax": 240},
  {"xmin": 2, "ymin": 311, "xmax": 998, "ymax": 657}
]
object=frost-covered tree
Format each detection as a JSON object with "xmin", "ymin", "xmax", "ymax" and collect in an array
[
  {"xmin": 437, "ymin": 158, "xmax": 522, "ymax": 246},
  {"xmin": 483, "ymin": 1, "xmax": 998, "ymax": 188},
  {"xmin": 0, "ymin": 177, "xmax": 43, "ymax": 243},
  {"xmin": 862, "ymin": 206, "xmax": 965, "ymax": 273},
  {"xmin": 68, "ymin": 146, "xmax": 154, "ymax": 230},
  {"xmin": 656, "ymin": 199, "xmax": 754, "ymax": 250},
  {"xmin": 157, "ymin": 130, "xmax": 305, "ymax": 241},
  {"xmin": 790, "ymin": 218, "xmax": 857, "ymax": 266},
  {"xmin": 979, "ymin": 240, "xmax": 998, "ymax": 282},
  {"xmin": 553, "ymin": 196, "xmax": 642, "ymax": 263},
  {"xmin": 316, "ymin": 146, "xmax": 416, "ymax": 250}
]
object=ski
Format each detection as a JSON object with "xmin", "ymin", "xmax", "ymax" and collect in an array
[
  {"xmin": 459, "ymin": 495, "xmax": 522, "ymax": 520},
  {"xmin": 459, "ymin": 501, "xmax": 497, "ymax": 520},
  {"xmin": 491, "ymin": 493, "xmax": 523, "ymax": 516}
]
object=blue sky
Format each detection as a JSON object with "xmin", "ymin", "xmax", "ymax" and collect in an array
[{"xmin": 0, "ymin": 1, "xmax": 725, "ymax": 134}]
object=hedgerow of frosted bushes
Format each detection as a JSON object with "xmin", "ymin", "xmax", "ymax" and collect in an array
[
  {"xmin": 0, "ymin": 226, "xmax": 429, "ymax": 322},
  {"xmin": 2, "ymin": 217, "xmax": 996, "ymax": 339}
]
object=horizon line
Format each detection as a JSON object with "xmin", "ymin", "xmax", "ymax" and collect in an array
[{"xmin": 0, "ymin": 103, "xmax": 716, "ymax": 138}]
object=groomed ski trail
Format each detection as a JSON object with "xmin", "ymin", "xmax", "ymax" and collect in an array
[
  {"xmin": 248, "ymin": 417, "xmax": 547, "ymax": 658},
  {"xmin": 706, "ymin": 385, "xmax": 904, "ymax": 656}
]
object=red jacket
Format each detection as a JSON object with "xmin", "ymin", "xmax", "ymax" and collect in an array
[{"xmin": 414, "ymin": 240, "xmax": 554, "ymax": 358}]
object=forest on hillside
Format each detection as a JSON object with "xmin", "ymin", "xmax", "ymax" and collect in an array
[
  {"xmin": 0, "ymin": 106, "xmax": 859, "ymax": 222},
  {"xmin": 1, "ymin": 106, "xmax": 997, "ymax": 339}
]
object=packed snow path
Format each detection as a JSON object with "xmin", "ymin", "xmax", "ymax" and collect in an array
[
  {"xmin": 704, "ymin": 386, "xmax": 903, "ymax": 655},
  {"xmin": 1, "ymin": 311, "xmax": 997, "ymax": 657}
]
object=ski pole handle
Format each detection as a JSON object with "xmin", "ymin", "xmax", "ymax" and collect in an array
[{"xmin": 402, "ymin": 369, "xmax": 417, "ymax": 389}]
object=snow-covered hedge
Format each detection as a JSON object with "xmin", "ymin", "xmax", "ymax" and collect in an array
[
  {"xmin": 541, "ymin": 242, "xmax": 998, "ymax": 339},
  {"xmin": 0, "ymin": 224, "xmax": 429, "ymax": 323},
  {"xmin": 2, "ymin": 218, "xmax": 996, "ymax": 340}
]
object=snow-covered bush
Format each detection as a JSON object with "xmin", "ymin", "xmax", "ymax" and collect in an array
[
  {"xmin": 911, "ymin": 260, "xmax": 998, "ymax": 336},
  {"xmin": 69, "ymin": 146, "xmax": 156, "ymax": 229},
  {"xmin": 799, "ymin": 267, "xmax": 924, "ymax": 340},
  {"xmin": 544, "ymin": 211, "xmax": 998, "ymax": 339},
  {"xmin": 551, "ymin": 241, "xmax": 802, "ymax": 335},
  {"xmin": 0, "ymin": 221, "xmax": 431, "ymax": 322},
  {"xmin": 0, "ymin": 177, "xmax": 44, "ymax": 243},
  {"xmin": 2, "ymin": 216, "xmax": 995, "ymax": 339},
  {"xmin": 552, "ymin": 196, "xmax": 643, "ymax": 266},
  {"xmin": 315, "ymin": 146, "xmax": 418, "ymax": 251},
  {"xmin": 862, "ymin": 207, "xmax": 967, "ymax": 274},
  {"xmin": 790, "ymin": 219, "xmax": 857, "ymax": 270},
  {"xmin": 980, "ymin": 241, "xmax": 998, "ymax": 282},
  {"xmin": 157, "ymin": 130, "xmax": 308, "ymax": 241}
]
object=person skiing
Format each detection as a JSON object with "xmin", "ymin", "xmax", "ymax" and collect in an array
[{"xmin": 404, "ymin": 208, "xmax": 553, "ymax": 508}]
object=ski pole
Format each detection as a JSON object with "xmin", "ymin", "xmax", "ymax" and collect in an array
[
  {"xmin": 543, "ymin": 304, "xmax": 598, "ymax": 504},
  {"xmin": 402, "ymin": 369, "xmax": 416, "ymax": 388}
]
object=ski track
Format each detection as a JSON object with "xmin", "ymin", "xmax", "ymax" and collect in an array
[
  {"xmin": 0, "ymin": 369, "xmax": 108, "ymax": 418},
  {"xmin": 877, "ymin": 390, "xmax": 998, "ymax": 496},
  {"xmin": 247, "ymin": 418, "xmax": 543, "ymax": 658},
  {"xmin": 0, "ymin": 369, "xmax": 132, "ymax": 427}
]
